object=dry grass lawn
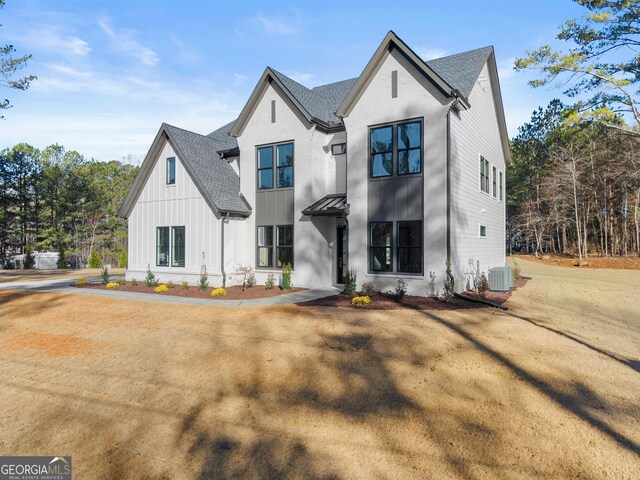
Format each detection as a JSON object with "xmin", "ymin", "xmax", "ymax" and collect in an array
[
  {"xmin": 0, "ymin": 259, "xmax": 638, "ymax": 479},
  {"xmin": 0, "ymin": 268, "xmax": 124, "ymax": 283}
]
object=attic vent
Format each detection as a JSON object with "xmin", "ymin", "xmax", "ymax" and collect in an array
[
  {"xmin": 391, "ymin": 70, "xmax": 398, "ymax": 98},
  {"xmin": 271, "ymin": 100, "xmax": 276, "ymax": 123},
  {"xmin": 477, "ymin": 75, "xmax": 490, "ymax": 90}
]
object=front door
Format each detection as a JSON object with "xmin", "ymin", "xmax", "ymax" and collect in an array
[{"xmin": 336, "ymin": 225, "xmax": 348, "ymax": 284}]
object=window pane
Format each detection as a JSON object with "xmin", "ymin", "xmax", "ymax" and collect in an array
[
  {"xmin": 257, "ymin": 226, "xmax": 273, "ymax": 247},
  {"xmin": 398, "ymin": 221, "xmax": 422, "ymax": 273},
  {"xmin": 371, "ymin": 222, "xmax": 392, "ymax": 246},
  {"xmin": 258, "ymin": 147, "xmax": 273, "ymax": 168},
  {"xmin": 171, "ymin": 227, "xmax": 185, "ymax": 267},
  {"xmin": 398, "ymin": 222, "xmax": 420, "ymax": 247},
  {"xmin": 398, "ymin": 122, "xmax": 421, "ymax": 150},
  {"xmin": 156, "ymin": 227, "xmax": 169, "ymax": 266},
  {"xmin": 277, "ymin": 225, "xmax": 293, "ymax": 246},
  {"xmin": 277, "ymin": 165, "xmax": 293, "ymax": 188},
  {"xmin": 277, "ymin": 247, "xmax": 293, "ymax": 268},
  {"xmin": 276, "ymin": 143, "xmax": 293, "ymax": 166},
  {"xmin": 258, "ymin": 247, "xmax": 273, "ymax": 267},
  {"xmin": 398, "ymin": 149, "xmax": 421, "ymax": 175},
  {"xmin": 480, "ymin": 225, "xmax": 487, "ymax": 237},
  {"xmin": 258, "ymin": 168, "xmax": 273, "ymax": 189},
  {"xmin": 371, "ymin": 247, "xmax": 392, "ymax": 271},
  {"xmin": 371, "ymin": 153, "xmax": 393, "ymax": 177},
  {"xmin": 166, "ymin": 157, "xmax": 175, "ymax": 185},
  {"xmin": 370, "ymin": 126, "xmax": 393, "ymax": 154}
]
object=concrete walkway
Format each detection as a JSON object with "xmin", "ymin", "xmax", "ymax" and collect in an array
[{"xmin": 0, "ymin": 275, "xmax": 341, "ymax": 307}]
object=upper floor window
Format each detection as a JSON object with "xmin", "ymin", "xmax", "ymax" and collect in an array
[
  {"xmin": 480, "ymin": 156, "xmax": 490, "ymax": 193},
  {"xmin": 370, "ymin": 120, "xmax": 422, "ymax": 178},
  {"xmin": 166, "ymin": 157, "xmax": 175, "ymax": 185},
  {"xmin": 499, "ymin": 171, "xmax": 504, "ymax": 201},
  {"xmin": 257, "ymin": 142, "xmax": 294, "ymax": 190},
  {"xmin": 492, "ymin": 166, "xmax": 497, "ymax": 198}
]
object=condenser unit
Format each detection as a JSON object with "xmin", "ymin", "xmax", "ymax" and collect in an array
[{"xmin": 488, "ymin": 267, "xmax": 513, "ymax": 292}]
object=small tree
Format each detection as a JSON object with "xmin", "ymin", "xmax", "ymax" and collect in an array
[
  {"xmin": 88, "ymin": 250, "xmax": 101, "ymax": 268},
  {"xmin": 265, "ymin": 272, "xmax": 275, "ymax": 290},
  {"xmin": 345, "ymin": 268, "xmax": 357, "ymax": 295},
  {"xmin": 281, "ymin": 263, "xmax": 292, "ymax": 290},
  {"xmin": 235, "ymin": 265, "xmax": 256, "ymax": 291},
  {"xmin": 144, "ymin": 264, "xmax": 158, "ymax": 287},
  {"xmin": 118, "ymin": 250, "xmax": 128, "ymax": 268},
  {"xmin": 56, "ymin": 248, "xmax": 67, "ymax": 269},
  {"xmin": 100, "ymin": 266, "xmax": 110, "ymax": 284},
  {"xmin": 23, "ymin": 245, "xmax": 35, "ymax": 269},
  {"xmin": 198, "ymin": 263, "xmax": 209, "ymax": 292}
]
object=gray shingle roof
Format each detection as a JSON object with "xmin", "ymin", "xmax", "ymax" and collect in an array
[
  {"xmin": 425, "ymin": 46, "xmax": 493, "ymax": 99},
  {"xmin": 164, "ymin": 124, "xmax": 250, "ymax": 215},
  {"xmin": 206, "ymin": 119, "xmax": 238, "ymax": 151}
]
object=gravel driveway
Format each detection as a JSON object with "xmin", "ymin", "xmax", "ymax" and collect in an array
[{"xmin": 0, "ymin": 259, "xmax": 638, "ymax": 479}]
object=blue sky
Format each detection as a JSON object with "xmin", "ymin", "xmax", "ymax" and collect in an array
[{"xmin": 1, "ymin": 0, "xmax": 586, "ymax": 162}]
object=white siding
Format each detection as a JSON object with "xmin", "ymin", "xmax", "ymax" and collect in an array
[
  {"xmin": 127, "ymin": 139, "xmax": 245, "ymax": 285},
  {"xmin": 450, "ymin": 63, "xmax": 507, "ymax": 290},
  {"xmin": 343, "ymin": 48, "xmax": 449, "ymax": 296}
]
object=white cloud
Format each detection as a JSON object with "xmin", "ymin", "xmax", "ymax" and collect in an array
[
  {"xmin": 6, "ymin": 25, "xmax": 90, "ymax": 57},
  {"xmin": 233, "ymin": 73, "xmax": 248, "ymax": 85},
  {"xmin": 286, "ymin": 71, "xmax": 313, "ymax": 84},
  {"xmin": 251, "ymin": 13, "xmax": 299, "ymax": 36},
  {"xmin": 98, "ymin": 18, "xmax": 159, "ymax": 67},
  {"xmin": 416, "ymin": 47, "xmax": 448, "ymax": 60}
]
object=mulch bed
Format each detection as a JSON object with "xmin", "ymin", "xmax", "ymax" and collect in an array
[
  {"xmin": 514, "ymin": 254, "xmax": 640, "ymax": 270},
  {"xmin": 298, "ymin": 278, "xmax": 528, "ymax": 310},
  {"xmin": 73, "ymin": 283, "xmax": 305, "ymax": 300}
]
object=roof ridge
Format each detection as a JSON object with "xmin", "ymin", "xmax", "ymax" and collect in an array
[
  {"xmin": 425, "ymin": 45, "xmax": 493, "ymax": 63},
  {"xmin": 163, "ymin": 123, "xmax": 217, "ymax": 141}
]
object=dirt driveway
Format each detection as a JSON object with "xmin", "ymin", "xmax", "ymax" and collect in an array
[{"xmin": 0, "ymin": 260, "xmax": 638, "ymax": 479}]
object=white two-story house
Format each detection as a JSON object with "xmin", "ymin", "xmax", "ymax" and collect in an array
[{"xmin": 118, "ymin": 31, "xmax": 510, "ymax": 296}]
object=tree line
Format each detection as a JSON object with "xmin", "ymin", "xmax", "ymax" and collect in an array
[
  {"xmin": 508, "ymin": 100, "xmax": 640, "ymax": 258},
  {"xmin": 0, "ymin": 143, "xmax": 138, "ymax": 267}
]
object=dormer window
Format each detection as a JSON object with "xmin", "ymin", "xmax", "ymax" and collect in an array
[{"xmin": 166, "ymin": 157, "xmax": 175, "ymax": 185}]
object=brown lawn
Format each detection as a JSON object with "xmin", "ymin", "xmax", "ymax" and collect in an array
[
  {"xmin": 513, "ymin": 253, "xmax": 640, "ymax": 270},
  {"xmin": 0, "ymin": 268, "xmax": 125, "ymax": 283},
  {"xmin": 0, "ymin": 259, "xmax": 638, "ymax": 479}
]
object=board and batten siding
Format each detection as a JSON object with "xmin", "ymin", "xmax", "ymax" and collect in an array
[
  {"xmin": 449, "ymin": 62, "xmax": 507, "ymax": 290},
  {"xmin": 127, "ymin": 139, "xmax": 243, "ymax": 285},
  {"xmin": 342, "ymin": 47, "xmax": 449, "ymax": 296}
]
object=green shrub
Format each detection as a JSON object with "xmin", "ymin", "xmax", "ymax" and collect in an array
[
  {"xmin": 116, "ymin": 278, "xmax": 124, "ymax": 285},
  {"xmin": 360, "ymin": 282, "xmax": 377, "ymax": 297},
  {"xmin": 57, "ymin": 248, "xmax": 67, "ymax": 269},
  {"xmin": 199, "ymin": 264, "xmax": 209, "ymax": 292},
  {"xmin": 211, "ymin": 287, "xmax": 227, "ymax": 298},
  {"xmin": 181, "ymin": 281, "xmax": 189, "ymax": 290},
  {"xmin": 352, "ymin": 295, "xmax": 371, "ymax": 308},
  {"xmin": 167, "ymin": 280, "xmax": 175, "ymax": 289},
  {"xmin": 100, "ymin": 266, "xmax": 110, "ymax": 284},
  {"xmin": 145, "ymin": 265, "xmax": 158, "ymax": 287},
  {"xmin": 23, "ymin": 246, "xmax": 35, "ymax": 269},
  {"xmin": 131, "ymin": 278, "xmax": 138, "ymax": 286},
  {"xmin": 118, "ymin": 250, "xmax": 128, "ymax": 268},
  {"xmin": 88, "ymin": 250, "xmax": 101, "ymax": 268},
  {"xmin": 265, "ymin": 273, "xmax": 275, "ymax": 290},
  {"xmin": 345, "ymin": 268, "xmax": 357, "ymax": 295},
  {"xmin": 154, "ymin": 284, "xmax": 169, "ymax": 293},
  {"xmin": 281, "ymin": 263, "xmax": 292, "ymax": 290}
]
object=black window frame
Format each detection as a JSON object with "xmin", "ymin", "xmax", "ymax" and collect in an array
[
  {"xmin": 166, "ymin": 157, "xmax": 176, "ymax": 185},
  {"xmin": 276, "ymin": 224, "xmax": 294, "ymax": 268},
  {"xmin": 171, "ymin": 226, "xmax": 185, "ymax": 267},
  {"xmin": 256, "ymin": 225, "xmax": 274, "ymax": 268},
  {"xmin": 480, "ymin": 156, "xmax": 490, "ymax": 194},
  {"xmin": 369, "ymin": 118, "xmax": 423, "ymax": 179},
  {"xmin": 492, "ymin": 165, "xmax": 497, "ymax": 198},
  {"xmin": 256, "ymin": 141, "xmax": 294, "ymax": 190},
  {"xmin": 397, "ymin": 221, "xmax": 423, "ymax": 274},
  {"xmin": 369, "ymin": 221, "xmax": 393, "ymax": 272},
  {"xmin": 156, "ymin": 226, "xmax": 170, "ymax": 267},
  {"xmin": 480, "ymin": 225, "xmax": 487, "ymax": 237},
  {"xmin": 499, "ymin": 171, "xmax": 503, "ymax": 201}
]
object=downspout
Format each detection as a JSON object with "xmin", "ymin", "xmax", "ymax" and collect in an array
[
  {"xmin": 446, "ymin": 97, "xmax": 457, "ymax": 290},
  {"xmin": 221, "ymin": 213, "xmax": 228, "ymax": 288}
]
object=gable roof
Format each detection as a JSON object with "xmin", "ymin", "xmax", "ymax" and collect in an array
[
  {"xmin": 117, "ymin": 123, "xmax": 251, "ymax": 219},
  {"xmin": 425, "ymin": 46, "xmax": 493, "ymax": 99},
  {"xmin": 207, "ymin": 119, "xmax": 238, "ymax": 152}
]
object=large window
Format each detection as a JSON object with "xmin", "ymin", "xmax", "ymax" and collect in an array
[
  {"xmin": 257, "ymin": 225, "xmax": 293, "ymax": 268},
  {"xmin": 156, "ymin": 227, "xmax": 170, "ymax": 266},
  {"xmin": 257, "ymin": 142, "xmax": 294, "ymax": 190},
  {"xmin": 397, "ymin": 221, "xmax": 422, "ymax": 273},
  {"xmin": 276, "ymin": 225, "xmax": 293, "ymax": 267},
  {"xmin": 156, "ymin": 226, "xmax": 185, "ymax": 267},
  {"xmin": 370, "ymin": 120, "xmax": 422, "ymax": 178},
  {"xmin": 257, "ymin": 226, "xmax": 274, "ymax": 267},
  {"xmin": 171, "ymin": 226, "xmax": 185, "ymax": 267},
  {"xmin": 480, "ymin": 156, "xmax": 490, "ymax": 193},
  {"xmin": 166, "ymin": 157, "xmax": 175, "ymax": 185},
  {"xmin": 370, "ymin": 222, "xmax": 393, "ymax": 272}
]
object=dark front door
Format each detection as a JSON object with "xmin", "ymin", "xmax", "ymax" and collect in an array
[{"xmin": 336, "ymin": 225, "xmax": 348, "ymax": 284}]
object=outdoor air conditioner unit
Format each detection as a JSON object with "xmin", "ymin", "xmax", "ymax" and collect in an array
[{"xmin": 488, "ymin": 267, "xmax": 513, "ymax": 292}]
